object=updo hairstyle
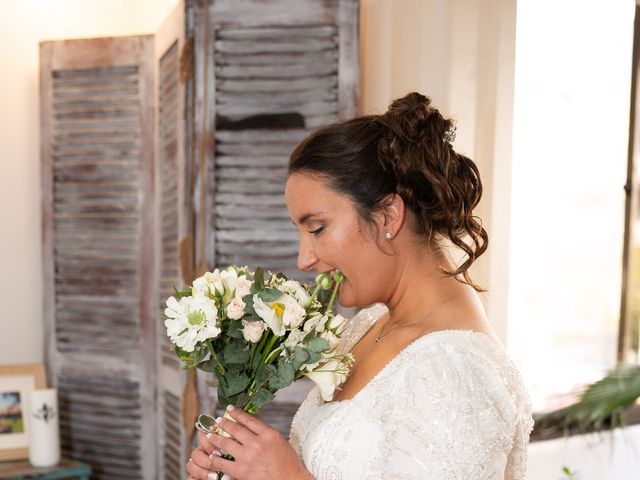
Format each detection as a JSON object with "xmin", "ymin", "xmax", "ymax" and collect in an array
[{"xmin": 288, "ymin": 92, "xmax": 488, "ymax": 292}]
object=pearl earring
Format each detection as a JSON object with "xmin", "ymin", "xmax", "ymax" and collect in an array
[{"xmin": 385, "ymin": 232, "xmax": 392, "ymax": 240}]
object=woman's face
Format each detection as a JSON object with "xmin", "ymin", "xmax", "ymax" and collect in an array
[{"xmin": 284, "ymin": 172, "xmax": 394, "ymax": 308}]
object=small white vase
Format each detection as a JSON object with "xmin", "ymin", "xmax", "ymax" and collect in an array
[{"xmin": 28, "ymin": 388, "xmax": 60, "ymax": 468}]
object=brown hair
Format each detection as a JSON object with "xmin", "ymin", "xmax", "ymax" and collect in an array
[{"xmin": 288, "ymin": 92, "xmax": 488, "ymax": 292}]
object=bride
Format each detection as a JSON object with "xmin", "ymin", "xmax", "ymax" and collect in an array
[{"xmin": 186, "ymin": 92, "xmax": 534, "ymax": 480}]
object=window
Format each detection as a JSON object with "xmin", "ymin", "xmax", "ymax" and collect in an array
[{"xmin": 509, "ymin": 0, "xmax": 635, "ymax": 412}]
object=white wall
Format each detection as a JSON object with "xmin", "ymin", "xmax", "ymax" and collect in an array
[
  {"xmin": 0, "ymin": 0, "xmax": 180, "ymax": 365},
  {"xmin": 361, "ymin": 0, "xmax": 518, "ymax": 342}
]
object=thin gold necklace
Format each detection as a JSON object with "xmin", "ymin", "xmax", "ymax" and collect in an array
[{"xmin": 375, "ymin": 289, "xmax": 474, "ymax": 343}]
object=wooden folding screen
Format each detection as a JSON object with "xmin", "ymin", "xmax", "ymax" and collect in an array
[
  {"xmin": 154, "ymin": 2, "xmax": 196, "ymax": 479},
  {"xmin": 191, "ymin": 0, "xmax": 360, "ymax": 435},
  {"xmin": 40, "ymin": 36, "xmax": 157, "ymax": 479},
  {"xmin": 40, "ymin": 1, "xmax": 360, "ymax": 478}
]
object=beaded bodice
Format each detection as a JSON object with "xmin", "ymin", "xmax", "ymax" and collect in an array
[{"xmin": 288, "ymin": 304, "xmax": 534, "ymax": 479}]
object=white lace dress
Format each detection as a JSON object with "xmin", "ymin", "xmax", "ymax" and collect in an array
[{"xmin": 288, "ymin": 304, "xmax": 534, "ymax": 480}]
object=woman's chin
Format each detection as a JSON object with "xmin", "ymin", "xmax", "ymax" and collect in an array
[{"xmin": 336, "ymin": 283, "xmax": 356, "ymax": 308}]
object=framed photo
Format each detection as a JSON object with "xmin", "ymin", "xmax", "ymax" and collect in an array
[{"xmin": 0, "ymin": 364, "xmax": 46, "ymax": 461}]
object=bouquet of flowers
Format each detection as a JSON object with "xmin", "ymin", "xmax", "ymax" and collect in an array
[{"xmin": 162, "ymin": 265, "xmax": 353, "ymax": 415}]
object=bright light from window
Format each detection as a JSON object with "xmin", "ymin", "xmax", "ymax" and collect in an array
[{"xmin": 509, "ymin": 0, "xmax": 634, "ymax": 412}]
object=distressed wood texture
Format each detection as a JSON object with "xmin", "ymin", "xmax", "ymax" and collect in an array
[
  {"xmin": 194, "ymin": 0, "xmax": 359, "ymax": 282},
  {"xmin": 190, "ymin": 0, "xmax": 360, "ymax": 436},
  {"xmin": 154, "ymin": 2, "xmax": 194, "ymax": 479},
  {"xmin": 40, "ymin": 36, "xmax": 157, "ymax": 479}
]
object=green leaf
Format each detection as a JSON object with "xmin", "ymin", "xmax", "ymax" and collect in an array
[
  {"xmin": 291, "ymin": 346, "xmax": 309, "ymax": 371},
  {"xmin": 306, "ymin": 350, "xmax": 321, "ymax": 365},
  {"xmin": 258, "ymin": 288, "xmax": 283, "ymax": 302},
  {"xmin": 197, "ymin": 358, "xmax": 218, "ymax": 373},
  {"xmin": 223, "ymin": 371, "xmax": 251, "ymax": 396},
  {"xmin": 242, "ymin": 294, "xmax": 256, "ymax": 316},
  {"xmin": 251, "ymin": 267, "xmax": 264, "ymax": 293},
  {"xmin": 251, "ymin": 351, "xmax": 264, "ymax": 370},
  {"xmin": 223, "ymin": 341, "xmax": 251, "ymax": 364},
  {"xmin": 269, "ymin": 359, "xmax": 295, "ymax": 389},
  {"xmin": 255, "ymin": 364, "xmax": 277, "ymax": 386},
  {"xmin": 226, "ymin": 320, "xmax": 244, "ymax": 339},
  {"xmin": 250, "ymin": 388, "xmax": 275, "ymax": 410},
  {"xmin": 306, "ymin": 337, "xmax": 329, "ymax": 353}
]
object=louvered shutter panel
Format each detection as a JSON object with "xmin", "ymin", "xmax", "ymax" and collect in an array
[
  {"xmin": 155, "ymin": 2, "xmax": 194, "ymax": 479},
  {"xmin": 190, "ymin": 0, "xmax": 360, "ymax": 435},
  {"xmin": 40, "ymin": 36, "xmax": 157, "ymax": 479}
]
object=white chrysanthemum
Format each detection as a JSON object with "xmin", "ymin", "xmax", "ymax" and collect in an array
[
  {"xmin": 253, "ymin": 294, "xmax": 285, "ymax": 336},
  {"xmin": 164, "ymin": 295, "xmax": 220, "ymax": 352},
  {"xmin": 280, "ymin": 280, "xmax": 310, "ymax": 306}
]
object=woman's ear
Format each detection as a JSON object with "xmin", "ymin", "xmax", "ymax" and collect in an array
[{"xmin": 375, "ymin": 193, "xmax": 406, "ymax": 238}]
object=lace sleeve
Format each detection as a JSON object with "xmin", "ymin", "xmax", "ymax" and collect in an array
[{"xmin": 381, "ymin": 342, "xmax": 523, "ymax": 480}]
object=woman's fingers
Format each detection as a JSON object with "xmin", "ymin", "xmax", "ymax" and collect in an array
[
  {"xmin": 207, "ymin": 431, "xmax": 243, "ymax": 458},
  {"xmin": 215, "ymin": 415, "xmax": 256, "ymax": 445},
  {"xmin": 225, "ymin": 406, "xmax": 269, "ymax": 435},
  {"xmin": 186, "ymin": 451, "xmax": 214, "ymax": 479},
  {"xmin": 198, "ymin": 431, "xmax": 216, "ymax": 454}
]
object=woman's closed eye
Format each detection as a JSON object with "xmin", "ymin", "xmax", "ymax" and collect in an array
[{"xmin": 308, "ymin": 225, "xmax": 325, "ymax": 236}]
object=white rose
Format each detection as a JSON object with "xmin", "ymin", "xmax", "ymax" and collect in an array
[
  {"xmin": 235, "ymin": 275, "xmax": 253, "ymax": 298},
  {"xmin": 281, "ymin": 280, "xmax": 310, "ymax": 306},
  {"xmin": 226, "ymin": 297, "xmax": 245, "ymax": 320},
  {"xmin": 304, "ymin": 359, "xmax": 348, "ymax": 402},
  {"xmin": 253, "ymin": 294, "xmax": 285, "ymax": 336},
  {"xmin": 280, "ymin": 294, "xmax": 306, "ymax": 329},
  {"xmin": 241, "ymin": 319, "xmax": 266, "ymax": 343}
]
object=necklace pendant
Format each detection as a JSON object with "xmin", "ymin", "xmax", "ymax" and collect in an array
[{"xmin": 375, "ymin": 336, "xmax": 380, "ymax": 342}]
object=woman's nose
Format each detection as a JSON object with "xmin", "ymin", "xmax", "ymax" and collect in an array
[{"xmin": 297, "ymin": 237, "xmax": 317, "ymax": 271}]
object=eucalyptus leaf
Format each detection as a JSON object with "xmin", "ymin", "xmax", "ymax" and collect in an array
[
  {"xmin": 255, "ymin": 364, "xmax": 277, "ymax": 386},
  {"xmin": 306, "ymin": 350, "xmax": 321, "ymax": 365},
  {"xmin": 291, "ymin": 346, "xmax": 309, "ymax": 370},
  {"xmin": 269, "ymin": 359, "xmax": 295, "ymax": 389},
  {"xmin": 243, "ymin": 294, "xmax": 256, "ymax": 316},
  {"xmin": 224, "ymin": 371, "xmax": 251, "ymax": 396},
  {"xmin": 224, "ymin": 341, "xmax": 251, "ymax": 364},
  {"xmin": 227, "ymin": 320, "xmax": 244, "ymax": 339},
  {"xmin": 306, "ymin": 337, "xmax": 329, "ymax": 353},
  {"xmin": 251, "ymin": 351, "xmax": 264, "ymax": 370},
  {"xmin": 250, "ymin": 388, "xmax": 275, "ymax": 410},
  {"xmin": 197, "ymin": 358, "xmax": 218, "ymax": 373},
  {"xmin": 258, "ymin": 288, "xmax": 284, "ymax": 302}
]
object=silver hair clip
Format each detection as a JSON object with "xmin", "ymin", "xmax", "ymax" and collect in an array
[{"xmin": 443, "ymin": 125, "xmax": 457, "ymax": 143}]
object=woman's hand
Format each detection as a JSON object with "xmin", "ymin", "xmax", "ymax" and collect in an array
[{"xmin": 186, "ymin": 405, "xmax": 313, "ymax": 480}]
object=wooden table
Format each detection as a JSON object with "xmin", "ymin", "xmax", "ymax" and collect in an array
[{"xmin": 0, "ymin": 458, "xmax": 91, "ymax": 479}]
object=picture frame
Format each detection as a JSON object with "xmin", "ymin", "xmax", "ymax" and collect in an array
[{"xmin": 0, "ymin": 364, "xmax": 46, "ymax": 461}]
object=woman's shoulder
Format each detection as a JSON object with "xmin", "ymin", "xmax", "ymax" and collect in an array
[{"xmin": 396, "ymin": 330, "xmax": 533, "ymax": 427}]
